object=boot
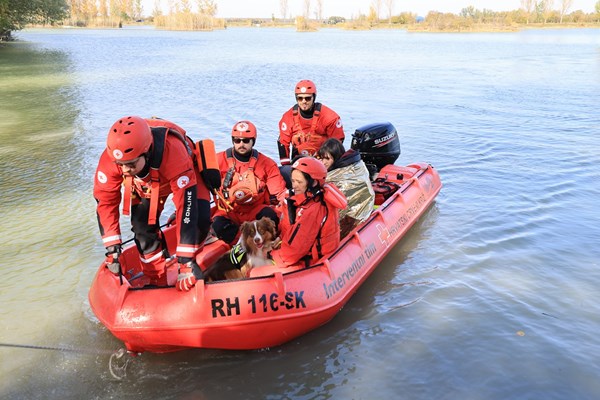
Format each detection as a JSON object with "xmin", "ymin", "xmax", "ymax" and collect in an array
[{"xmin": 140, "ymin": 249, "xmax": 167, "ymax": 287}]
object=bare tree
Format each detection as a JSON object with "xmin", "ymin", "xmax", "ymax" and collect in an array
[
  {"xmin": 541, "ymin": 0, "xmax": 554, "ymax": 23},
  {"xmin": 315, "ymin": 0, "xmax": 323, "ymax": 21},
  {"xmin": 559, "ymin": 0, "xmax": 573, "ymax": 23},
  {"xmin": 371, "ymin": 0, "xmax": 383, "ymax": 19},
  {"xmin": 303, "ymin": 0, "xmax": 311, "ymax": 18},
  {"xmin": 132, "ymin": 0, "xmax": 142, "ymax": 19},
  {"xmin": 280, "ymin": 0, "xmax": 288, "ymax": 19},
  {"xmin": 152, "ymin": 0, "xmax": 163, "ymax": 17},
  {"xmin": 384, "ymin": 0, "xmax": 394, "ymax": 24},
  {"xmin": 371, "ymin": 0, "xmax": 382, "ymax": 20},
  {"xmin": 180, "ymin": 0, "xmax": 192, "ymax": 13},
  {"xmin": 109, "ymin": 0, "xmax": 126, "ymax": 18},
  {"xmin": 520, "ymin": 0, "xmax": 534, "ymax": 23},
  {"xmin": 167, "ymin": 0, "xmax": 179, "ymax": 14},
  {"xmin": 196, "ymin": 0, "xmax": 217, "ymax": 16},
  {"xmin": 99, "ymin": 0, "xmax": 109, "ymax": 18}
]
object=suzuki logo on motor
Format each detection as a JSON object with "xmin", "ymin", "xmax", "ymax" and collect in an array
[{"xmin": 374, "ymin": 132, "xmax": 396, "ymax": 145}]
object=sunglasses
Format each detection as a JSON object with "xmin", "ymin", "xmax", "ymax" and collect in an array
[
  {"xmin": 296, "ymin": 96, "xmax": 313, "ymax": 102},
  {"xmin": 233, "ymin": 138, "xmax": 252, "ymax": 144},
  {"xmin": 116, "ymin": 157, "xmax": 141, "ymax": 169}
]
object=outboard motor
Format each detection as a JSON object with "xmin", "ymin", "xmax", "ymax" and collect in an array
[{"xmin": 351, "ymin": 122, "xmax": 401, "ymax": 179}]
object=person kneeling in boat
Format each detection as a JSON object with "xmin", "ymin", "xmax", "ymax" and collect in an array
[
  {"xmin": 93, "ymin": 116, "xmax": 215, "ymax": 291},
  {"xmin": 273, "ymin": 157, "xmax": 347, "ymax": 267},
  {"xmin": 211, "ymin": 120, "xmax": 286, "ymax": 245},
  {"xmin": 317, "ymin": 138, "xmax": 375, "ymax": 238}
]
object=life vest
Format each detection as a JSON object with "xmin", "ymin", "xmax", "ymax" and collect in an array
[
  {"xmin": 221, "ymin": 148, "xmax": 264, "ymax": 206},
  {"xmin": 122, "ymin": 117, "xmax": 218, "ymax": 225},
  {"xmin": 291, "ymin": 103, "xmax": 324, "ymax": 157},
  {"xmin": 311, "ymin": 183, "xmax": 347, "ymax": 261},
  {"xmin": 287, "ymin": 183, "xmax": 346, "ymax": 266}
]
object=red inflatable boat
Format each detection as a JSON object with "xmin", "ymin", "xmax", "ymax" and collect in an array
[{"xmin": 88, "ymin": 162, "xmax": 441, "ymax": 353}]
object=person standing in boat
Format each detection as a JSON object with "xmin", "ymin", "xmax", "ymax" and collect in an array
[
  {"xmin": 211, "ymin": 120, "xmax": 287, "ymax": 244},
  {"xmin": 317, "ymin": 138, "xmax": 375, "ymax": 238},
  {"xmin": 277, "ymin": 80, "xmax": 345, "ymax": 186},
  {"xmin": 93, "ymin": 116, "xmax": 214, "ymax": 291},
  {"xmin": 273, "ymin": 157, "xmax": 347, "ymax": 267}
]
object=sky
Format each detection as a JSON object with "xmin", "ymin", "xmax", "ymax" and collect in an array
[{"xmin": 144, "ymin": 0, "xmax": 598, "ymax": 18}]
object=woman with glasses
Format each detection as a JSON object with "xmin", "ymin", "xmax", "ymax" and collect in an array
[
  {"xmin": 211, "ymin": 120, "xmax": 287, "ymax": 244},
  {"xmin": 317, "ymin": 138, "xmax": 375, "ymax": 238},
  {"xmin": 277, "ymin": 80, "xmax": 345, "ymax": 170}
]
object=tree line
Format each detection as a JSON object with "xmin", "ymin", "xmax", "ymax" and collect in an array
[
  {"xmin": 2, "ymin": 0, "xmax": 600, "ymax": 41},
  {"xmin": 1, "ymin": 0, "xmax": 68, "ymax": 41},
  {"xmin": 0, "ymin": 0, "xmax": 223, "ymax": 40}
]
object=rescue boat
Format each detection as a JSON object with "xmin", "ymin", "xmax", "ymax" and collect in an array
[{"xmin": 88, "ymin": 123, "xmax": 442, "ymax": 353}]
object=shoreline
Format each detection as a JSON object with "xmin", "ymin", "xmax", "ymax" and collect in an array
[{"xmin": 24, "ymin": 21, "xmax": 600, "ymax": 34}]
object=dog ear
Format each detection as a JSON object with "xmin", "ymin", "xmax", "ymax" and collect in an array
[
  {"xmin": 240, "ymin": 221, "xmax": 250, "ymax": 235},
  {"xmin": 265, "ymin": 218, "xmax": 276, "ymax": 231}
]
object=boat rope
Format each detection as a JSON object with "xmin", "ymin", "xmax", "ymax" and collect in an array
[{"xmin": 0, "ymin": 342, "xmax": 133, "ymax": 381}]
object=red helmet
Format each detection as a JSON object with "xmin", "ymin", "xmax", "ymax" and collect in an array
[
  {"xmin": 292, "ymin": 157, "xmax": 327, "ymax": 186},
  {"xmin": 106, "ymin": 116, "xmax": 152, "ymax": 162},
  {"xmin": 231, "ymin": 120, "xmax": 257, "ymax": 139},
  {"xmin": 295, "ymin": 80, "xmax": 317, "ymax": 96}
]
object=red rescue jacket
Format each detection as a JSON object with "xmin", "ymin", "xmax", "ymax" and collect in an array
[
  {"xmin": 277, "ymin": 183, "xmax": 347, "ymax": 266},
  {"xmin": 93, "ymin": 120, "xmax": 210, "ymax": 260},
  {"xmin": 277, "ymin": 103, "xmax": 344, "ymax": 165},
  {"xmin": 213, "ymin": 148, "xmax": 287, "ymax": 224}
]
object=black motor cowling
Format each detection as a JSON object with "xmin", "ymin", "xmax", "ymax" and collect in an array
[{"xmin": 350, "ymin": 122, "xmax": 401, "ymax": 178}]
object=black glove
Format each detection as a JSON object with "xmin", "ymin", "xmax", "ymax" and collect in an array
[
  {"xmin": 202, "ymin": 168, "xmax": 222, "ymax": 191},
  {"xmin": 104, "ymin": 244, "xmax": 122, "ymax": 275}
]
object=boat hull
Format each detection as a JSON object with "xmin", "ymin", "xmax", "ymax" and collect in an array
[{"xmin": 88, "ymin": 162, "xmax": 442, "ymax": 353}]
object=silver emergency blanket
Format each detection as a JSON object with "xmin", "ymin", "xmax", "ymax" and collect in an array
[{"xmin": 326, "ymin": 159, "xmax": 375, "ymax": 223}]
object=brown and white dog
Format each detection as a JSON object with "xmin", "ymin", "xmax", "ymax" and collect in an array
[{"xmin": 204, "ymin": 217, "xmax": 279, "ymax": 281}]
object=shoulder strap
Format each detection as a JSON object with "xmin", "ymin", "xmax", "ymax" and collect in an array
[
  {"xmin": 309, "ymin": 103, "xmax": 322, "ymax": 134},
  {"xmin": 225, "ymin": 148, "xmax": 259, "ymax": 169},
  {"xmin": 147, "ymin": 127, "xmax": 169, "ymax": 225},
  {"xmin": 122, "ymin": 176, "xmax": 133, "ymax": 217},
  {"xmin": 313, "ymin": 196, "xmax": 328, "ymax": 260},
  {"xmin": 149, "ymin": 127, "xmax": 168, "ymax": 169},
  {"xmin": 249, "ymin": 149, "xmax": 259, "ymax": 170},
  {"xmin": 292, "ymin": 103, "xmax": 322, "ymax": 136},
  {"xmin": 147, "ymin": 126, "xmax": 193, "ymax": 225},
  {"xmin": 225, "ymin": 148, "xmax": 235, "ymax": 168}
]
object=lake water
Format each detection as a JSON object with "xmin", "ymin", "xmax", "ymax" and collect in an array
[{"xmin": 1, "ymin": 26, "xmax": 599, "ymax": 399}]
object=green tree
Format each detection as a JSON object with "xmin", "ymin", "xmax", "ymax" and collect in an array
[{"xmin": 1, "ymin": 0, "xmax": 68, "ymax": 41}]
